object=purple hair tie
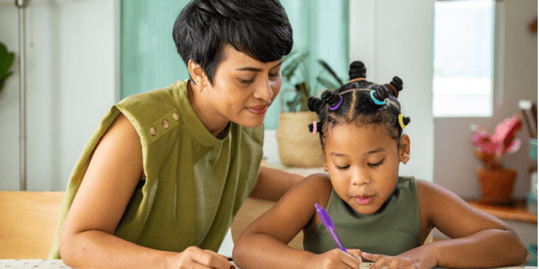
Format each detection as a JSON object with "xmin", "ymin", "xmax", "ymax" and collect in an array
[
  {"xmin": 329, "ymin": 95, "xmax": 343, "ymax": 110},
  {"xmin": 312, "ymin": 121, "xmax": 318, "ymax": 135}
]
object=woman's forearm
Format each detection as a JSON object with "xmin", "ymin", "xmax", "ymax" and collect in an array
[
  {"xmin": 432, "ymin": 228, "xmax": 528, "ymax": 268},
  {"xmin": 61, "ymin": 230, "xmax": 175, "ymax": 269},
  {"xmin": 233, "ymin": 233, "xmax": 314, "ymax": 269}
]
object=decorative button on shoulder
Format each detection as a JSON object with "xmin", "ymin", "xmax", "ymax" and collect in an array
[
  {"xmin": 150, "ymin": 127, "xmax": 157, "ymax": 136},
  {"xmin": 172, "ymin": 112, "xmax": 180, "ymax": 121},
  {"xmin": 162, "ymin": 119, "xmax": 169, "ymax": 129}
]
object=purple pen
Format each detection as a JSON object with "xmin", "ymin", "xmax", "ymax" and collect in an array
[{"xmin": 315, "ymin": 203, "xmax": 348, "ymax": 254}]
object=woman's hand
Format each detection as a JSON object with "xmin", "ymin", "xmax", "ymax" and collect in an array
[
  {"xmin": 166, "ymin": 246, "xmax": 234, "ymax": 269},
  {"xmin": 361, "ymin": 246, "xmax": 437, "ymax": 269},
  {"xmin": 306, "ymin": 248, "xmax": 364, "ymax": 269}
]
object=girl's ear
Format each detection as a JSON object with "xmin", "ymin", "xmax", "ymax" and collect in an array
[
  {"xmin": 399, "ymin": 134, "xmax": 411, "ymax": 164},
  {"xmin": 322, "ymin": 145, "xmax": 329, "ymax": 172}
]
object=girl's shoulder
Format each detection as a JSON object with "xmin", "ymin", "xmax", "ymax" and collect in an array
[
  {"xmin": 298, "ymin": 173, "xmax": 333, "ymax": 204},
  {"xmin": 300, "ymin": 173, "xmax": 334, "ymax": 235}
]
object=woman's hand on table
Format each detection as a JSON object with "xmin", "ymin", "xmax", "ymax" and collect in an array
[
  {"xmin": 165, "ymin": 246, "xmax": 234, "ymax": 269},
  {"xmin": 361, "ymin": 246, "xmax": 438, "ymax": 269},
  {"xmin": 306, "ymin": 248, "xmax": 364, "ymax": 269}
]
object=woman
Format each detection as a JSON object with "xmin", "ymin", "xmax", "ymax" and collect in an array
[{"xmin": 49, "ymin": 0, "xmax": 302, "ymax": 268}]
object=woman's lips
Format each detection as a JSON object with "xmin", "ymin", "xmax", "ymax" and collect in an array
[
  {"xmin": 355, "ymin": 196, "xmax": 374, "ymax": 205},
  {"xmin": 247, "ymin": 106, "xmax": 268, "ymax": 115}
]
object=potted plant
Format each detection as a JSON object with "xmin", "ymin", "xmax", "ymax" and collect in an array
[
  {"xmin": 471, "ymin": 113, "xmax": 523, "ymax": 204},
  {"xmin": 275, "ymin": 51, "xmax": 343, "ymax": 167},
  {"xmin": 0, "ymin": 41, "xmax": 15, "ymax": 95}
]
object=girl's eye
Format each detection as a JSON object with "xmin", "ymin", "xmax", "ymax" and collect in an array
[
  {"xmin": 368, "ymin": 159, "xmax": 385, "ymax": 167},
  {"xmin": 335, "ymin": 165, "xmax": 349, "ymax": 170}
]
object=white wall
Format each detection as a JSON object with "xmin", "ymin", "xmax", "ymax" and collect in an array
[
  {"xmin": 348, "ymin": 0, "xmax": 436, "ymax": 184},
  {"xmin": 0, "ymin": 0, "xmax": 116, "ymax": 191},
  {"xmin": 434, "ymin": 0, "xmax": 537, "ymax": 200}
]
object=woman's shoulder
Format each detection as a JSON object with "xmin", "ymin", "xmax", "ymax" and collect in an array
[
  {"xmin": 117, "ymin": 80, "xmax": 186, "ymax": 111},
  {"xmin": 114, "ymin": 80, "xmax": 188, "ymax": 142}
]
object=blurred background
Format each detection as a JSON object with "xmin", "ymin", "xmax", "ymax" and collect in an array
[{"xmin": 0, "ymin": 0, "xmax": 537, "ymax": 262}]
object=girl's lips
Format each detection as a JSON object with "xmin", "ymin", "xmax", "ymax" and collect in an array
[
  {"xmin": 355, "ymin": 196, "xmax": 374, "ymax": 205},
  {"xmin": 247, "ymin": 106, "xmax": 268, "ymax": 115}
]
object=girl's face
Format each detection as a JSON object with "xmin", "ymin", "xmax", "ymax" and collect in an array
[
  {"xmin": 202, "ymin": 44, "xmax": 283, "ymax": 128},
  {"xmin": 323, "ymin": 122, "xmax": 410, "ymax": 215}
]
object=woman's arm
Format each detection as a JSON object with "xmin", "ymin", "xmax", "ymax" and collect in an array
[
  {"xmin": 60, "ymin": 113, "xmax": 176, "ymax": 269},
  {"xmin": 420, "ymin": 180, "xmax": 528, "ymax": 268},
  {"xmin": 249, "ymin": 166, "xmax": 304, "ymax": 201}
]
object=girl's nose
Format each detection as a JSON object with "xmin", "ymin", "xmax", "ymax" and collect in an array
[{"xmin": 351, "ymin": 170, "xmax": 370, "ymax": 186}]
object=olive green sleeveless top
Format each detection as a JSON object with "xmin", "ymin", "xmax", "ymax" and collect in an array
[
  {"xmin": 49, "ymin": 79, "xmax": 264, "ymax": 258},
  {"xmin": 303, "ymin": 176, "xmax": 421, "ymax": 258}
]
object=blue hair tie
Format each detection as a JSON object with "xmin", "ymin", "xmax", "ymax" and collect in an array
[
  {"xmin": 328, "ymin": 95, "xmax": 343, "ymax": 110},
  {"xmin": 370, "ymin": 90, "xmax": 386, "ymax": 105}
]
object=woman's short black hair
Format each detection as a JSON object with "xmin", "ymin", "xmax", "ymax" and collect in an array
[
  {"xmin": 308, "ymin": 61, "xmax": 411, "ymax": 150},
  {"xmin": 173, "ymin": 0, "xmax": 293, "ymax": 84}
]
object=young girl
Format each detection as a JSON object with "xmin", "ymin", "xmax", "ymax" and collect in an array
[{"xmin": 232, "ymin": 61, "xmax": 528, "ymax": 269}]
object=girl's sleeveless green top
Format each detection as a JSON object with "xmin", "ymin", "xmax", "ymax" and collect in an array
[
  {"xmin": 49, "ymin": 79, "xmax": 264, "ymax": 258},
  {"xmin": 303, "ymin": 176, "xmax": 422, "ymax": 258}
]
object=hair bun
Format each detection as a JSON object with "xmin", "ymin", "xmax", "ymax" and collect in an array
[
  {"xmin": 390, "ymin": 76, "xmax": 403, "ymax": 93},
  {"xmin": 349, "ymin": 61, "xmax": 367, "ymax": 80},
  {"xmin": 403, "ymin": 116, "xmax": 411, "ymax": 126},
  {"xmin": 321, "ymin": 90, "xmax": 341, "ymax": 109},
  {"xmin": 308, "ymin": 96, "xmax": 325, "ymax": 115}
]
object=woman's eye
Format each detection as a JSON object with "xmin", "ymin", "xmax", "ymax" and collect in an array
[
  {"xmin": 239, "ymin": 78, "xmax": 254, "ymax": 84},
  {"xmin": 368, "ymin": 159, "xmax": 384, "ymax": 167},
  {"xmin": 269, "ymin": 72, "xmax": 280, "ymax": 78}
]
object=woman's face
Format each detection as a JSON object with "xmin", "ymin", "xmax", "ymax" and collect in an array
[
  {"xmin": 203, "ymin": 44, "xmax": 283, "ymax": 128},
  {"xmin": 323, "ymin": 123, "xmax": 410, "ymax": 215}
]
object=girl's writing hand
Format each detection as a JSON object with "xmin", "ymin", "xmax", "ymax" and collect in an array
[
  {"xmin": 361, "ymin": 247, "xmax": 437, "ymax": 269},
  {"xmin": 306, "ymin": 248, "xmax": 363, "ymax": 269},
  {"xmin": 166, "ymin": 246, "xmax": 234, "ymax": 269}
]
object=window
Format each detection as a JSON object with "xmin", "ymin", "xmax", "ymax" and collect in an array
[{"xmin": 433, "ymin": 0, "xmax": 495, "ymax": 117}]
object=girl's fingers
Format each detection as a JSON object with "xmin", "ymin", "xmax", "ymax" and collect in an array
[
  {"xmin": 362, "ymin": 253, "xmax": 388, "ymax": 269},
  {"xmin": 347, "ymin": 249, "xmax": 363, "ymax": 263}
]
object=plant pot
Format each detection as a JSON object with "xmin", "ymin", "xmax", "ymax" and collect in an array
[
  {"xmin": 275, "ymin": 111, "xmax": 324, "ymax": 167},
  {"xmin": 476, "ymin": 167, "xmax": 517, "ymax": 204}
]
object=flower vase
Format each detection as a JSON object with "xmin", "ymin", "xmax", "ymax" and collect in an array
[{"xmin": 476, "ymin": 167, "xmax": 517, "ymax": 204}]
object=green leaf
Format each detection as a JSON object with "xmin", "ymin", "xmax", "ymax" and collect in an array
[
  {"xmin": 316, "ymin": 77, "xmax": 338, "ymax": 91},
  {"xmin": 282, "ymin": 52, "xmax": 309, "ymax": 81},
  {"xmin": 318, "ymin": 60, "xmax": 343, "ymax": 86},
  {"xmin": 0, "ymin": 52, "xmax": 15, "ymax": 75}
]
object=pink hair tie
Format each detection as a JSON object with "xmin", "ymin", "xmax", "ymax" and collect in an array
[{"xmin": 313, "ymin": 121, "xmax": 317, "ymax": 135}]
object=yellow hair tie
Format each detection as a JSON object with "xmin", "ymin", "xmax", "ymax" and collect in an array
[{"xmin": 398, "ymin": 114, "xmax": 407, "ymax": 129}]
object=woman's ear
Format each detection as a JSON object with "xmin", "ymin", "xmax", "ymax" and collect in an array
[
  {"xmin": 187, "ymin": 59, "xmax": 207, "ymax": 91},
  {"xmin": 399, "ymin": 134, "xmax": 411, "ymax": 164}
]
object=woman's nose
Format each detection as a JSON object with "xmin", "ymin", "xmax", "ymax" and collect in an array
[{"xmin": 254, "ymin": 78, "xmax": 274, "ymax": 101}]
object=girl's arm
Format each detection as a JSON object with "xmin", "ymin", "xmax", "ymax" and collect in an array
[
  {"xmin": 419, "ymin": 180, "xmax": 528, "ymax": 268},
  {"xmin": 234, "ymin": 174, "xmax": 361, "ymax": 269},
  {"xmin": 60, "ymin": 114, "xmax": 230, "ymax": 269}
]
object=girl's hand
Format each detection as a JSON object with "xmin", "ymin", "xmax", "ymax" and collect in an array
[
  {"xmin": 361, "ymin": 247, "xmax": 437, "ymax": 269},
  {"xmin": 306, "ymin": 248, "xmax": 364, "ymax": 269},
  {"xmin": 166, "ymin": 246, "xmax": 234, "ymax": 269}
]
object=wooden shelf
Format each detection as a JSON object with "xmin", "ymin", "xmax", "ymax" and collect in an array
[{"xmin": 465, "ymin": 199, "xmax": 537, "ymax": 224}]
